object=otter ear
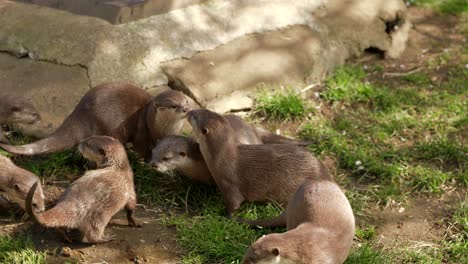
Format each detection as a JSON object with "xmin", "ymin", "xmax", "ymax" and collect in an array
[
  {"xmin": 14, "ymin": 184, "xmax": 21, "ymax": 192},
  {"xmin": 271, "ymin": 247, "xmax": 280, "ymax": 256},
  {"xmin": 202, "ymin": 128, "xmax": 209, "ymax": 135}
]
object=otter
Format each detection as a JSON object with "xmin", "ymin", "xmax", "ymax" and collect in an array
[
  {"xmin": 0, "ymin": 82, "xmax": 190, "ymax": 159},
  {"xmin": 242, "ymin": 180, "xmax": 355, "ymax": 264},
  {"xmin": 150, "ymin": 135, "xmax": 214, "ymax": 184},
  {"xmin": 0, "ymin": 95, "xmax": 41, "ymax": 143},
  {"xmin": 0, "ymin": 155, "xmax": 45, "ymax": 212},
  {"xmin": 25, "ymin": 136, "xmax": 140, "ymax": 243},
  {"xmin": 150, "ymin": 114, "xmax": 312, "ymax": 184},
  {"xmin": 186, "ymin": 109, "xmax": 332, "ymax": 217}
]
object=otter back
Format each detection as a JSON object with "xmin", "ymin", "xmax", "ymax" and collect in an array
[
  {"xmin": 242, "ymin": 180, "xmax": 355, "ymax": 264},
  {"xmin": 186, "ymin": 109, "xmax": 333, "ymax": 217},
  {"xmin": 25, "ymin": 136, "xmax": 140, "ymax": 243}
]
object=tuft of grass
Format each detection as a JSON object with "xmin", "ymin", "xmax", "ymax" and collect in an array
[
  {"xmin": 443, "ymin": 201, "xmax": 468, "ymax": 262},
  {"xmin": 409, "ymin": 0, "xmax": 468, "ymax": 14},
  {"xmin": 16, "ymin": 150, "xmax": 86, "ymax": 181},
  {"xmin": 0, "ymin": 235, "xmax": 47, "ymax": 264},
  {"xmin": 322, "ymin": 65, "xmax": 425, "ymax": 112},
  {"xmin": 355, "ymin": 226, "xmax": 377, "ymax": 241},
  {"xmin": 166, "ymin": 214, "xmax": 257, "ymax": 263},
  {"xmin": 345, "ymin": 244, "xmax": 389, "ymax": 264},
  {"xmin": 403, "ymin": 73, "xmax": 432, "ymax": 85},
  {"xmin": 254, "ymin": 88, "xmax": 309, "ymax": 120},
  {"xmin": 163, "ymin": 199, "xmax": 284, "ymax": 263}
]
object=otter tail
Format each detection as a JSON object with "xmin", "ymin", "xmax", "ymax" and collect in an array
[
  {"xmin": 238, "ymin": 211, "xmax": 287, "ymax": 228},
  {"xmin": 26, "ymin": 182, "xmax": 46, "ymax": 226},
  {"xmin": 26, "ymin": 182, "xmax": 67, "ymax": 228},
  {"xmin": 255, "ymin": 127, "xmax": 315, "ymax": 146},
  {"xmin": 0, "ymin": 134, "xmax": 76, "ymax": 155}
]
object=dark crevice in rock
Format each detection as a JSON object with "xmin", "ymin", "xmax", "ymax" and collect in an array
[
  {"xmin": 0, "ymin": 49, "xmax": 92, "ymax": 90},
  {"xmin": 163, "ymin": 71, "xmax": 204, "ymax": 107}
]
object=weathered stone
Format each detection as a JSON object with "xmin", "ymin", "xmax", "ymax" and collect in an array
[
  {"xmin": 0, "ymin": 0, "xmax": 410, "ymax": 135},
  {"xmin": 16, "ymin": 0, "xmax": 209, "ymax": 24},
  {"xmin": 162, "ymin": 26, "xmax": 327, "ymax": 112},
  {"xmin": 161, "ymin": 0, "xmax": 411, "ymax": 112},
  {"xmin": 0, "ymin": 52, "xmax": 90, "ymax": 137}
]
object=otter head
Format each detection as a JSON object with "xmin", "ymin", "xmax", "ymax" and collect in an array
[
  {"xmin": 242, "ymin": 234, "xmax": 294, "ymax": 264},
  {"xmin": 186, "ymin": 109, "xmax": 232, "ymax": 144},
  {"xmin": 149, "ymin": 136, "xmax": 194, "ymax": 173},
  {"xmin": 0, "ymin": 155, "xmax": 45, "ymax": 212},
  {"xmin": 0, "ymin": 95, "xmax": 41, "ymax": 125},
  {"xmin": 78, "ymin": 136, "xmax": 127, "ymax": 168},
  {"xmin": 146, "ymin": 90, "xmax": 191, "ymax": 137}
]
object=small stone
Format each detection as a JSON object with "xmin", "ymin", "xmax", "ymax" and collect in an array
[
  {"xmin": 275, "ymin": 129, "xmax": 281, "ymax": 135},
  {"xmin": 358, "ymin": 166, "xmax": 365, "ymax": 170},
  {"xmin": 398, "ymin": 207, "xmax": 405, "ymax": 213},
  {"xmin": 60, "ymin": 246, "xmax": 72, "ymax": 257},
  {"xmin": 355, "ymin": 160, "xmax": 362, "ymax": 166}
]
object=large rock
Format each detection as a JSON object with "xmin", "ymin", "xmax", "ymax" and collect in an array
[
  {"xmin": 0, "ymin": 0, "xmax": 410, "ymax": 136},
  {"xmin": 0, "ymin": 53, "xmax": 89, "ymax": 136}
]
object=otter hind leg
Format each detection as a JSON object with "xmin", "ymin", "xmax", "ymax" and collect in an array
[{"xmin": 125, "ymin": 197, "xmax": 141, "ymax": 227}]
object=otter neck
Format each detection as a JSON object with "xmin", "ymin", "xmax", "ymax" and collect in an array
[{"xmin": 199, "ymin": 134, "xmax": 238, "ymax": 175}]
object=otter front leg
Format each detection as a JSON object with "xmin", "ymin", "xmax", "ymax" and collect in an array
[
  {"xmin": 125, "ymin": 196, "xmax": 141, "ymax": 227},
  {"xmin": 219, "ymin": 185, "xmax": 244, "ymax": 218}
]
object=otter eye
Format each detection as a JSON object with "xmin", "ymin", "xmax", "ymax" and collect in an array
[
  {"xmin": 171, "ymin": 105, "xmax": 177, "ymax": 109},
  {"xmin": 162, "ymin": 157, "xmax": 170, "ymax": 161},
  {"xmin": 179, "ymin": 152, "xmax": 186, "ymax": 157},
  {"xmin": 202, "ymin": 128, "xmax": 209, "ymax": 135},
  {"xmin": 271, "ymin": 248, "xmax": 280, "ymax": 256},
  {"xmin": 98, "ymin": 148, "xmax": 106, "ymax": 155}
]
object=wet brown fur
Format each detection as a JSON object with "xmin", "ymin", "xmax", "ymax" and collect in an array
[
  {"xmin": 187, "ymin": 109, "xmax": 333, "ymax": 217},
  {"xmin": 0, "ymin": 83, "xmax": 190, "ymax": 159},
  {"xmin": 242, "ymin": 180, "xmax": 355, "ymax": 264},
  {"xmin": 150, "ymin": 114, "xmax": 312, "ymax": 184},
  {"xmin": 0, "ymin": 155, "xmax": 45, "ymax": 212},
  {"xmin": 25, "ymin": 136, "xmax": 140, "ymax": 244}
]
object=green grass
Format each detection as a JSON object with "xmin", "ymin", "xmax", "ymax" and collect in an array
[
  {"xmin": 1, "ymin": 60, "xmax": 466, "ymax": 263},
  {"xmin": 345, "ymin": 244, "xmax": 389, "ymax": 264},
  {"xmin": 409, "ymin": 0, "xmax": 468, "ymax": 14},
  {"xmin": 254, "ymin": 88, "xmax": 309, "ymax": 120},
  {"xmin": 0, "ymin": 235, "xmax": 47, "ymax": 264},
  {"xmin": 403, "ymin": 73, "xmax": 432, "ymax": 86}
]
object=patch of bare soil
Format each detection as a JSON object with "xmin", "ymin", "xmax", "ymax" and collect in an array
[{"xmin": 371, "ymin": 191, "xmax": 464, "ymax": 250}]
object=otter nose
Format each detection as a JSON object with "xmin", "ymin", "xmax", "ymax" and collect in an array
[
  {"xmin": 150, "ymin": 161, "xmax": 159, "ymax": 169},
  {"xmin": 182, "ymin": 105, "xmax": 191, "ymax": 113}
]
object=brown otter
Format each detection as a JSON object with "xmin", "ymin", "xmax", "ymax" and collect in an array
[
  {"xmin": 242, "ymin": 180, "xmax": 355, "ymax": 264},
  {"xmin": 0, "ymin": 82, "xmax": 190, "ymax": 159},
  {"xmin": 25, "ymin": 136, "xmax": 140, "ymax": 243},
  {"xmin": 150, "ymin": 135, "xmax": 214, "ymax": 185},
  {"xmin": 150, "ymin": 114, "xmax": 312, "ymax": 184},
  {"xmin": 0, "ymin": 154, "xmax": 45, "ymax": 212},
  {"xmin": 186, "ymin": 109, "xmax": 332, "ymax": 217},
  {"xmin": 0, "ymin": 95, "xmax": 41, "ymax": 143}
]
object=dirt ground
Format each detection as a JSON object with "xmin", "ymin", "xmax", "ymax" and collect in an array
[{"xmin": 0, "ymin": 6, "xmax": 466, "ymax": 264}]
